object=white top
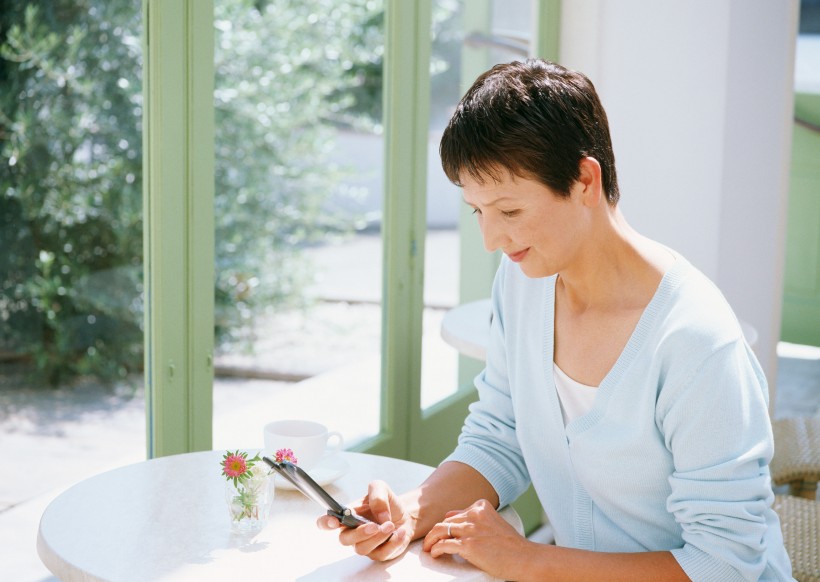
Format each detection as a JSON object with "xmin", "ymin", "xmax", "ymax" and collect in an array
[{"xmin": 553, "ymin": 363, "xmax": 598, "ymax": 425}]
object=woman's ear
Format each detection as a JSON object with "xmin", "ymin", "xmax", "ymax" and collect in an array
[{"xmin": 576, "ymin": 157, "xmax": 603, "ymax": 207}]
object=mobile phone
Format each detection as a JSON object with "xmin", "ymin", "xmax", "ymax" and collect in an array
[{"xmin": 262, "ymin": 457, "xmax": 370, "ymax": 528}]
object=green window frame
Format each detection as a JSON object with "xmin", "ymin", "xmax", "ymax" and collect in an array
[
  {"xmin": 143, "ymin": 0, "xmax": 215, "ymax": 457},
  {"xmin": 142, "ymin": 0, "xmax": 560, "ymax": 483}
]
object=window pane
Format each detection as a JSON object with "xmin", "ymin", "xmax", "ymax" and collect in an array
[
  {"xmin": 800, "ymin": 0, "xmax": 820, "ymax": 34},
  {"xmin": 420, "ymin": 0, "xmax": 462, "ymax": 410},
  {"xmin": 212, "ymin": 0, "xmax": 385, "ymax": 451},
  {"xmin": 421, "ymin": 0, "xmax": 533, "ymax": 410},
  {"xmin": 0, "ymin": 1, "xmax": 144, "ymax": 577}
]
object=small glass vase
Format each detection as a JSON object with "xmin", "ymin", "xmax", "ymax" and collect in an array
[{"xmin": 225, "ymin": 474, "xmax": 274, "ymax": 534}]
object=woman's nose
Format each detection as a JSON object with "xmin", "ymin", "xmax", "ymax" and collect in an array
[{"xmin": 480, "ymin": 215, "xmax": 505, "ymax": 252}]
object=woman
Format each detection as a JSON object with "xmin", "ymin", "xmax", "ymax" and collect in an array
[{"xmin": 318, "ymin": 59, "xmax": 793, "ymax": 581}]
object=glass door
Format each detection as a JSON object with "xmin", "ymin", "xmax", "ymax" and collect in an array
[
  {"xmin": 1, "ymin": 2, "xmax": 146, "ymax": 576},
  {"xmin": 0, "ymin": 0, "xmax": 146, "ymax": 502},
  {"xmin": 415, "ymin": 0, "xmax": 534, "ymax": 463},
  {"xmin": 413, "ymin": 0, "xmax": 557, "ymax": 535},
  {"xmin": 211, "ymin": 0, "xmax": 387, "ymax": 453},
  {"xmin": 139, "ymin": 0, "xmax": 557, "ymax": 513}
]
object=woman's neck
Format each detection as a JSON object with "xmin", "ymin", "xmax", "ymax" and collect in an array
[{"xmin": 556, "ymin": 206, "xmax": 675, "ymax": 315}]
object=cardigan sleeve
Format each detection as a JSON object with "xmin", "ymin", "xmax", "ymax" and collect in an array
[
  {"xmin": 657, "ymin": 339, "xmax": 778, "ymax": 581},
  {"xmin": 443, "ymin": 260, "xmax": 531, "ymax": 507}
]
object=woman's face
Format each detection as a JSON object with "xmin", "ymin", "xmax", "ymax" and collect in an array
[{"xmin": 461, "ymin": 172, "xmax": 588, "ymax": 279}]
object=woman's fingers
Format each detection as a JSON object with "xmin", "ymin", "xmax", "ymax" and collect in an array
[
  {"xmin": 335, "ymin": 519, "xmax": 392, "ymax": 546},
  {"xmin": 316, "ymin": 514, "xmax": 339, "ymax": 530},
  {"xmin": 350, "ymin": 521, "xmax": 397, "ymax": 555},
  {"xmin": 428, "ymin": 536, "xmax": 462, "ymax": 559},
  {"xmin": 368, "ymin": 528, "xmax": 409, "ymax": 561},
  {"xmin": 334, "ymin": 520, "xmax": 410, "ymax": 561},
  {"xmin": 336, "ymin": 516, "xmax": 412, "ymax": 561},
  {"xmin": 422, "ymin": 518, "xmax": 460, "ymax": 551},
  {"xmin": 316, "ymin": 479, "xmax": 414, "ymax": 562},
  {"xmin": 365, "ymin": 480, "xmax": 394, "ymax": 524}
]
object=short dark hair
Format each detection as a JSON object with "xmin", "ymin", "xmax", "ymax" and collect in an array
[{"xmin": 440, "ymin": 59, "xmax": 620, "ymax": 204}]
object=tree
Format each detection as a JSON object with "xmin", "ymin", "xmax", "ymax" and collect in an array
[
  {"xmin": 0, "ymin": 0, "xmax": 388, "ymax": 385},
  {"xmin": 1, "ymin": 0, "xmax": 459, "ymax": 386},
  {"xmin": 212, "ymin": 0, "xmax": 384, "ymax": 342},
  {"xmin": 1, "ymin": 1, "xmax": 144, "ymax": 385}
]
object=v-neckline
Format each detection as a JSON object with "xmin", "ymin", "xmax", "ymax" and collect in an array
[{"xmin": 543, "ymin": 257, "xmax": 689, "ymax": 439}]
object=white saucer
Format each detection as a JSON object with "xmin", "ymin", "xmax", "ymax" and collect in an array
[{"xmin": 274, "ymin": 455, "xmax": 349, "ymax": 490}]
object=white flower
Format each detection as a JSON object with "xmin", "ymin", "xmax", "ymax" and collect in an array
[
  {"xmin": 249, "ymin": 463, "xmax": 269, "ymax": 479},
  {"xmin": 243, "ymin": 463, "xmax": 272, "ymax": 496}
]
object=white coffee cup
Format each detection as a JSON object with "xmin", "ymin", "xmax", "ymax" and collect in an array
[{"xmin": 263, "ymin": 419, "xmax": 343, "ymax": 470}]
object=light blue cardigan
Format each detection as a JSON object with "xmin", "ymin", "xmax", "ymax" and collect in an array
[{"xmin": 445, "ymin": 256, "xmax": 794, "ymax": 581}]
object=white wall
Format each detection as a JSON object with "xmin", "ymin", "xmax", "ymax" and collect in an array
[{"xmin": 559, "ymin": 0, "xmax": 799, "ymax": 400}]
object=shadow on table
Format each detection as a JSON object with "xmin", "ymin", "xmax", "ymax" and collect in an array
[
  {"xmin": 295, "ymin": 548, "xmax": 475, "ymax": 582},
  {"xmin": 296, "ymin": 554, "xmax": 392, "ymax": 582}
]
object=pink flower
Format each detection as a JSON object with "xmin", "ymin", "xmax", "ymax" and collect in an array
[
  {"xmin": 223, "ymin": 453, "xmax": 248, "ymax": 478},
  {"xmin": 220, "ymin": 450, "xmax": 263, "ymax": 487},
  {"xmin": 275, "ymin": 448, "xmax": 298, "ymax": 464}
]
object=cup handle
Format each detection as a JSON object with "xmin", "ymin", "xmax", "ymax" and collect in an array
[{"xmin": 324, "ymin": 431, "xmax": 343, "ymax": 456}]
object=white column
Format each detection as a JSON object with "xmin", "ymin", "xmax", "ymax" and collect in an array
[{"xmin": 559, "ymin": 0, "xmax": 799, "ymax": 401}]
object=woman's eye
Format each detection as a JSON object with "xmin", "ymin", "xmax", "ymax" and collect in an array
[
  {"xmin": 501, "ymin": 210, "xmax": 519, "ymax": 218},
  {"xmin": 471, "ymin": 208, "xmax": 481, "ymax": 215}
]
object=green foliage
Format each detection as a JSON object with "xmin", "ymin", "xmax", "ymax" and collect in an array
[
  {"xmin": 212, "ymin": 0, "xmax": 385, "ymax": 343},
  {"xmin": 1, "ymin": 0, "xmax": 144, "ymax": 386},
  {"xmin": 0, "ymin": 0, "xmax": 391, "ymax": 386},
  {"xmin": 1, "ymin": 0, "xmax": 459, "ymax": 386}
]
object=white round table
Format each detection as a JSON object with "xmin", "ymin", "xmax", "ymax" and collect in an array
[
  {"xmin": 38, "ymin": 450, "xmax": 522, "ymax": 581},
  {"xmin": 440, "ymin": 299, "xmax": 493, "ymax": 361}
]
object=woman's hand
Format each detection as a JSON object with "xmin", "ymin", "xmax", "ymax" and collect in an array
[
  {"xmin": 422, "ymin": 499, "xmax": 533, "ymax": 580},
  {"xmin": 315, "ymin": 462, "xmax": 501, "ymax": 565},
  {"xmin": 316, "ymin": 479, "xmax": 417, "ymax": 561}
]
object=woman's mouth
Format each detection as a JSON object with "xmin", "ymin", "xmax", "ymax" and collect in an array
[{"xmin": 507, "ymin": 249, "xmax": 529, "ymax": 263}]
